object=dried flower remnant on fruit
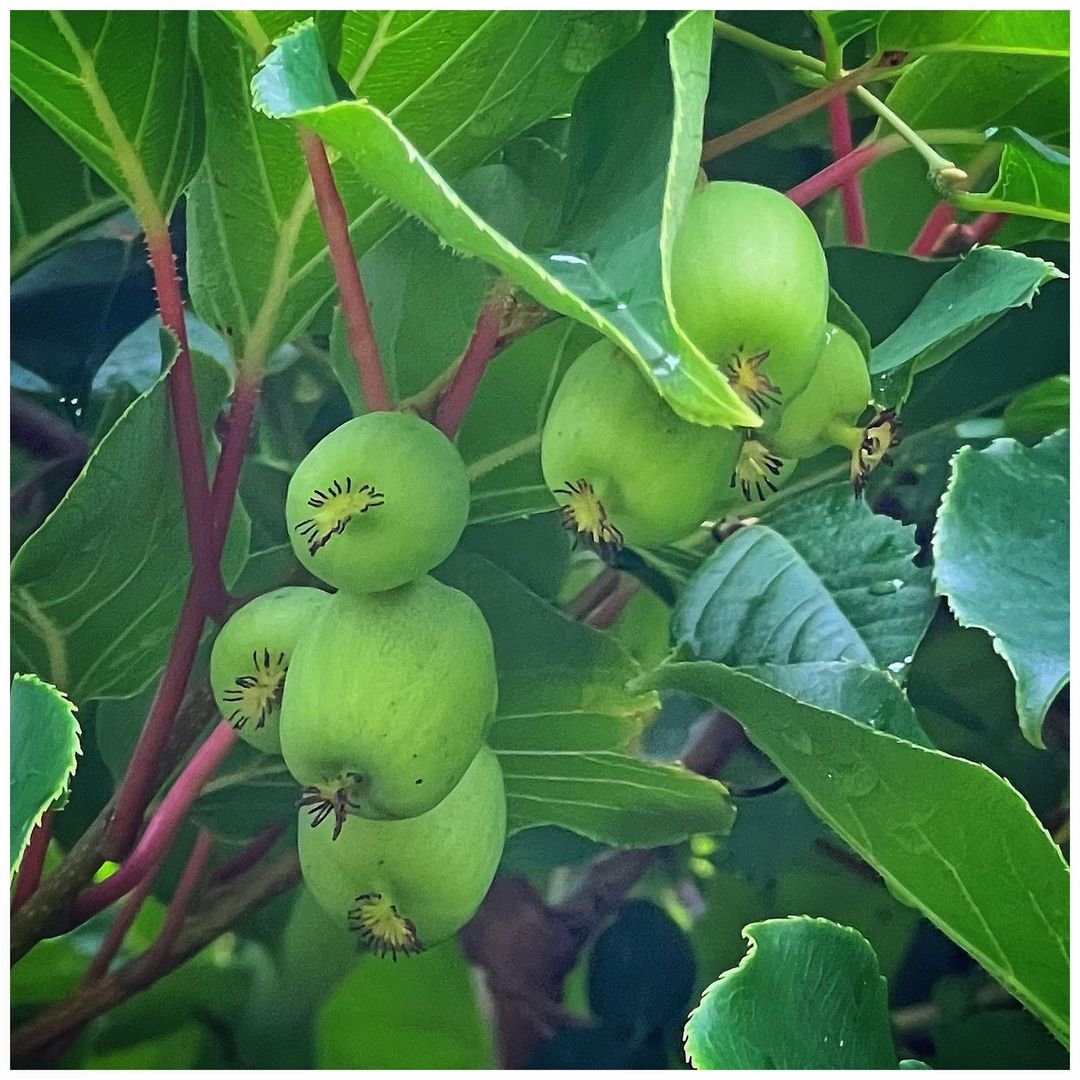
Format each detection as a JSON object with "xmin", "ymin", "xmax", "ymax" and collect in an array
[
  {"xmin": 298, "ymin": 783, "xmax": 354, "ymax": 841},
  {"xmin": 349, "ymin": 892, "xmax": 424, "ymax": 959},
  {"xmin": 554, "ymin": 478, "xmax": 624, "ymax": 553},
  {"xmin": 852, "ymin": 409, "xmax": 901, "ymax": 497},
  {"xmin": 726, "ymin": 349, "xmax": 781, "ymax": 414},
  {"xmin": 732, "ymin": 440, "xmax": 785, "ymax": 502},
  {"xmin": 293, "ymin": 478, "xmax": 385, "ymax": 556},
  {"xmin": 222, "ymin": 649, "xmax": 287, "ymax": 730}
]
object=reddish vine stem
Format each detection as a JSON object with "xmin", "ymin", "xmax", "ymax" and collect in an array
[
  {"xmin": 209, "ymin": 824, "xmax": 284, "ymax": 887},
  {"xmin": 435, "ymin": 298, "xmax": 505, "ymax": 438},
  {"xmin": 104, "ymin": 584, "xmax": 209, "ymax": 860},
  {"xmin": 910, "ymin": 201, "xmax": 956, "ymax": 256},
  {"xmin": 144, "ymin": 829, "xmax": 214, "ymax": 968},
  {"xmin": 83, "ymin": 861, "xmax": 163, "ymax": 984},
  {"xmin": 963, "ymin": 211, "xmax": 1009, "ymax": 248},
  {"xmin": 701, "ymin": 62, "xmax": 886, "ymax": 163},
  {"xmin": 144, "ymin": 229, "xmax": 216, "ymax": 587},
  {"xmin": 300, "ymin": 129, "xmax": 392, "ymax": 412},
  {"xmin": 786, "ymin": 142, "xmax": 886, "ymax": 207},
  {"xmin": 12, "ymin": 810, "xmax": 54, "ymax": 914},
  {"xmin": 826, "ymin": 94, "xmax": 867, "ymax": 245},
  {"xmin": 75, "ymin": 723, "xmax": 238, "ymax": 925}
]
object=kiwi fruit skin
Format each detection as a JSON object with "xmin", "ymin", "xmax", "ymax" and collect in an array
[
  {"xmin": 297, "ymin": 745, "xmax": 507, "ymax": 951},
  {"xmin": 285, "ymin": 411, "xmax": 471, "ymax": 594},
  {"xmin": 540, "ymin": 341, "xmax": 741, "ymax": 548},
  {"xmin": 670, "ymin": 180, "xmax": 829, "ymax": 409},
  {"xmin": 279, "ymin": 575, "xmax": 498, "ymax": 820},
  {"xmin": 209, "ymin": 586, "xmax": 330, "ymax": 755}
]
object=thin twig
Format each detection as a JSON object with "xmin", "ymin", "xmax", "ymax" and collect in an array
[
  {"xmin": 910, "ymin": 201, "xmax": 956, "ymax": 256},
  {"xmin": 209, "ymin": 824, "xmax": 284, "ymax": 887},
  {"xmin": 83, "ymin": 861, "xmax": 163, "ymax": 984},
  {"xmin": 435, "ymin": 297, "xmax": 505, "ymax": 438},
  {"xmin": 701, "ymin": 62, "xmax": 890, "ymax": 164},
  {"xmin": 73, "ymin": 723, "xmax": 238, "ymax": 926},
  {"xmin": 12, "ymin": 810, "xmax": 54, "ymax": 914},
  {"xmin": 143, "ymin": 829, "xmax": 214, "ymax": 968},
  {"xmin": 300, "ymin": 129, "xmax": 392, "ymax": 412},
  {"xmin": 11, "ymin": 851, "xmax": 301, "ymax": 1062}
]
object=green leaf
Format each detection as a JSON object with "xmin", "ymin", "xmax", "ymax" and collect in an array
[
  {"xmin": 870, "ymin": 247, "xmax": 1064, "ymax": 406},
  {"xmin": 10, "ymin": 350, "xmax": 249, "ymax": 703},
  {"xmin": 11, "ymin": 97, "xmax": 124, "ymax": 277},
  {"xmin": 685, "ymin": 917, "xmax": 897, "ymax": 1069},
  {"xmin": 11, "ymin": 11, "xmax": 204, "ymax": 222},
  {"xmin": 933, "ymin": 433, "xmax": 1069, "ymax": 747},
  {"xmin": 642, "ymin": 662, "xmax": 1070, "ymax": 1047},
  {"xmin": 437, "ymin": 552, "xmax": 733, "ymax": 847},
  {"xmin": 10, "ymin": 674, "xmax": 81, "ymax": 877},
  {"xmin": 674, "ymin": 484, "xmax": 935, "ymax": 669},
  {"xmin": 876, "ymin": 12, "xmax": 1069, "ymax": 59},
  {"xmin": 1002, "ymin": 375, "xmax": 1069, "ymax": 438},
  {"xmin": 189, "ymin": 11, "xmax": 639, "ymax": 366},
  {"xmin": 812, "ymin": 12, "xmax": 884, "ymax": 72},
  {"xmin": 827, "ymin": 287, "xmax": 872, "ymax": 364},
  {"xmin": 953, "ymin": 129, "xmax": 1069, "ymax": 223},
  {"xmin": 459, "ymin": 318, "xmax": 598, "ymax": 525},
  {"xmin": 861, "ymin": 54, "xmax": 1067, "ymax": 251},
  {"xmin": 251, "ymin": 15, "xmax": 759, "ymax": 429},
  {"xmin": 316, "ymin": 941, "xmax": 493, "ymax": 1069}
]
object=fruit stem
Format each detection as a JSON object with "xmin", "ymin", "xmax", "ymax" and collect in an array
[
  {"xmin": 826, "ymin": 93, "xmax": 867, "ymax": 245},
  {"xmin": 12, "ymin": 810, "xmax": 54, "ymax": 915},
  {"xmin": 83, "ymin": 859, "xmax": 163, "ymax": 984},
  {"xmin": 851, "ymin": 86, "xmax": 964, "ymax": 188},
  {"xmin": 435, "ymin": 295, "xmax": 505, "ymax": 438},
  {"xmin": 144, "ymin": 829, "xmax": 215, "ymax": 969},
  {"xmin": 208, "ymin": 824, "xmax": 284, "ymax": 887},
  {"xmin": 75, "ymin": 723, "xmax": 238, "ymax": 925},
  {"xmin": 700, "ymin": 61, "xmax": 889, "ymax": 164},
  {"xmin": 712, "ymin": 18, "xmax": 827, "ymax": 76},
  {"xmin": 300, "ymin": 129, "xmax": 393, "ymax": 413},
  {"xmin": 144, "ymin": 226, "xmax": 220, "ymax": 603}
]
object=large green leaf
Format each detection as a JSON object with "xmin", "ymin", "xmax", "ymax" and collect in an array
[
  {"xmin": 876, "ymin": 12, "xmax": 1069, "ymax": 59},
  {"xmin": 250, "ymin": 15, "xmax": 760, "ymax": 428},
  {"xmin": 10, "ymin": 674, "xmax": 81, "ymax": 877},
  {"xmin": 674, "ymin": 484, "xmax": 935, "ymax": 670},
  {"xmin": 933, "ymin": 433, "xmax": 1069, "ymax": 748},
  {"xmin": 10, "ymin": 350, "xmax": 249, "ymax": 703},
  {"xmin": 11, "ymin": 98, "xmax": 124, "ymax": 277},
  {"xmin": 437, "ymin": 552, "xmax": 734, "ymax": 847},
  {"xmin": 861, "ymin": 52, "xmax": 1068, "ymax": 250},
  {"xmin": 11, "ymin": 11, "xmax": 203, "ymax": 223},
  {"xmin": 642, "ymin": 662, "xmax": 1070, "ymax": 1047},
  {"xmin": 188, "ymin": 11, "xmax": 640, "ymax": 368},
  {"xmin": 953, "ymin": 129, "xmax": 1069, "ymax": 223},
  {"xmin": 870, "ymin": 247, "xmax": 1064, "ymax": 406},
  {"xmin": 458, "ymin": 318, "xmax": 598, "ymax": 525},
  {"xmin": 685, "ymin": 917, "xmax": 897, "ymax": 1069}
]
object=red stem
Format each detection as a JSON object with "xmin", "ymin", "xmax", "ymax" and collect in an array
[
  {"xmin": 826, "ymin": 95, "xmax": 867, "ymax": 245},
  {"xmin": 300, "ymin": 129, "xmax": 392, "ymax": 412},
  {"xmin": 104, "ymin": 583, "xmax": 208, "ymax": 859},
  {"xmin": 83, "ymin": 859, "xmax": 163, "ymax": 983},
  {"xmin": 209, "ymin": 824, "xmax": 284, "ymax": 887},
  {"xmin": 968, "ymin": 212, "xmax": 1009, "ymax": 245},
  {"xmin": 12, "ymin": 810, "xmax": 54, "ymax": 914},
  {"xmin": 78, "ymin": 723, "xmax": 238, "ymax": 923},
  {"xmin": 144, "ymin": 829, "xmax": 214, "ymax": 967},
  {"xmin": 909, "ymin": 201, "xmax": 956, "ymax": 256},
  {"xmin": 786, "ymin": 142, "xmax": 886, "ymax": 207},
  {"xmin": 435, "ymin": 299, "xmax": 504, "ymax": 438},
  {"xmin": 144, "ymin": 230, "xmax": 216, "ymax": 590}
]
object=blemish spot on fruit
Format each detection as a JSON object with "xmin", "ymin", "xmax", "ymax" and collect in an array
[
  {"xmin": 222, "ymin": 648, "xmax": 287, "ymax": 730},
  {"xmin": 415, "ymin": 778, "xmax": 423, "ymax": 784},
  {"xmin": 293, "ymin": 477, "xmax": 386, "ymax": 556},
  {"xmin": 732, "ymin": 440, "xmax": 784, "ymax": 502},
  {"xmin": 349, "ymin": 892, "xmax": 424, "ymax": 959},
  {"xmin": 725, "ymin": 349, "xmax": 781, "ymax": 414},
  {"xmin": 553, "ymin": 478, "xmax": 624, "ymax": 553}
]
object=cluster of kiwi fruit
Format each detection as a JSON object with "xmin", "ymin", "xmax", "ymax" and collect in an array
[
  {"xmin": 211, "ymin": 412, "xmax": 503, "ymax": 957},
  {"xmin": 542, "ymin": 180, "xmax": 899, "ymax": 552}
]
